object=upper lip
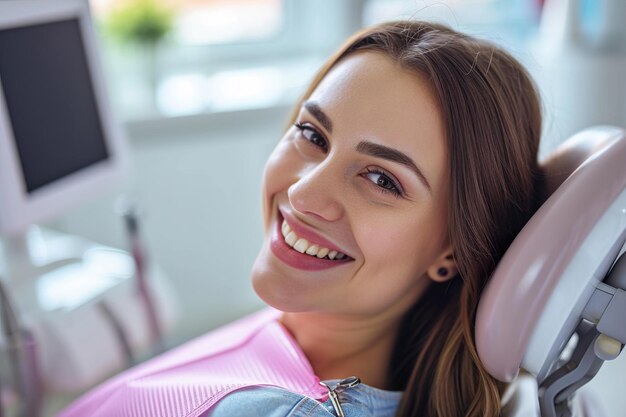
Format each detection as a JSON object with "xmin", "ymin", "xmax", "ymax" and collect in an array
[{"xmin": 279, "ymin": 208, "xmax": 352, "ymax": 257}]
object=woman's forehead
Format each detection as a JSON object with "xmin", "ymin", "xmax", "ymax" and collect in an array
[{"xmin": 308, "ymin": 53, "xmax": 442, "ymax": 140}]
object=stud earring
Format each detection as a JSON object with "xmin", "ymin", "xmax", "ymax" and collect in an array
[{"xmin": 437, "ymin": 267, "xmax": 448, "ymax": 277}]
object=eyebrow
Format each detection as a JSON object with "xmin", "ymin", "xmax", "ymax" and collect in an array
[
  {"xmin": 304, "ymin": 101, "xmax": 333, "ymax": 133},
  {"xmin": 302, "ymin": 101, "xmax": 431, "ymax": 192},
  {"xmin": 356, "ymin": 141, "xmax": 432, "ymax": 192}
]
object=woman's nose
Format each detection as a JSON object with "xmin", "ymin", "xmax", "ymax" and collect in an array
[{"xmin": 287, "ymin": 163, "xmax": 344, "ymax": 222}]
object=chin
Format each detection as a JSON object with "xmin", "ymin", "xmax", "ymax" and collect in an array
[
  {"xmin": 251, "ymin": 245, "xmax": 303, "ymax": 313},
  {"xmin": 251, "ymin": 277, "xmax": 305, "ymax": 313}
]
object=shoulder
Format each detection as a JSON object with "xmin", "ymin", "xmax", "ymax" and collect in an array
[{"xmin": 205, "ymin": 386, "xmax": 336, "ymax": 417}]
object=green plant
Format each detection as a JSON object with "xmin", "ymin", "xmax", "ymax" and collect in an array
[{"xmin": 105, "ymin": 0, "xmax": 175, "ymax": 45}]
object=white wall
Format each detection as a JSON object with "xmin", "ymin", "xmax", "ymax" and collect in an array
[{"xmin": 53, "ymin": 106, "xmax": 290, "ymax": 342}]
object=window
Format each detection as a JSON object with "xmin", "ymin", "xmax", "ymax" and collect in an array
[
  {"xmin": 88, "ymin": 0, "xmax": 370, "ymax": 120},
  {"xmin": 173, "ymin": 0, "xmax": 283, "ymax": 45},
  {"xmin": 91, "ymin": 0, "xmax": 284, "ymax": 46}
]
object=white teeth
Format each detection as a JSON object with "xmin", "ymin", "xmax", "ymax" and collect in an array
[
  {"xmin": 316, "ymin": 247, "xmax": 330, "ymax": 259},
  {"xmin": 305, "ymin": 245, "xmax": 320, "ymax": 256},
  {"xmin": 281, "ymin": 219, "xmax": 348, "ymax": 260},
  {"xmin": 293, "ymin": 238, "xmax": 309, "ymax": 253},
  {"xmin": 285, "ymin": 231, "xmax": 297, "ymax": 246},
  {"xmin": 281, "ymin": 221, "xmax": 290, "ymax": 237}
]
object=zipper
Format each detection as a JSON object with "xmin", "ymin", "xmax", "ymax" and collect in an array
[{"xmin": 319, "ymin": 376, "xmax": 361, "ymax": 417}]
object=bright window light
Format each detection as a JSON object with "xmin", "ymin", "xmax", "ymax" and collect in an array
[
  {"xmin": 174, "ymin": 0, "xmax": 283, "ymax": 45},
  {"xmin": 90, "ymin": 0, "xmax": 284, "ymax": 45}
]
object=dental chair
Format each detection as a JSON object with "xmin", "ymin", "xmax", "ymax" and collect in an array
[{"xmin": 476, "ymin": 126, "xmax": 626, "ymax": 417}]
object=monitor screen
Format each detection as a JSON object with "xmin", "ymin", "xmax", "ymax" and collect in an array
[{"xmin": 0, "ymin": 18, "xmax": 109, "ymax": 194}]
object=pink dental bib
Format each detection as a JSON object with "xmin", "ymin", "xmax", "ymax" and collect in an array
[{"xmin": 59, "ymin": 308, "xmax": 328, "ymax": 417}]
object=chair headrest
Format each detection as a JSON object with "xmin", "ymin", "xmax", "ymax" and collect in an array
[{"xmin": 475, "ymin": 126, "xmax": 626, "ymax": 382}]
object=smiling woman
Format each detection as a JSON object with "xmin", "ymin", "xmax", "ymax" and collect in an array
[
  {"xmin": 254, "ymin": 50, "xmax": 449, "ymax": 322},
  {"xmin": 247, "ymin": 23, "xmax": 544, "ymax": 415},
  {"xmin": 59, "ymin": 20, "xmax": 543, "ymax": 417}
]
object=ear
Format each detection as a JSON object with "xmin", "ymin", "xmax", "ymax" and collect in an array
[{"xmin": 426, "ymin": 245, "xmax": 458, "ymax": 283}]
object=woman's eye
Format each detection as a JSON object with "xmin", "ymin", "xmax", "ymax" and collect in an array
[
  {"xmin": 364, "ymin": 168, "xmax": 403, "ymax": 198},
  {"xmin": 294, "ymin": 123, "xmax": 328, "ymax": 151}
]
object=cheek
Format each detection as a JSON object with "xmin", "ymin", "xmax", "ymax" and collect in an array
[
  {"xmin": 345, "ymin": 213, "xmax": 447, "ymax": 314},
  {"xmin": 357, "ymin": 209, "xmax": 448, "ymax": 278}
]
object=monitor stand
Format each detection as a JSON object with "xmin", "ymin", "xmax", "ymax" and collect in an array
[{"xmin": 0, "ymin": 226, "xmax": 177, "ymax": 414}]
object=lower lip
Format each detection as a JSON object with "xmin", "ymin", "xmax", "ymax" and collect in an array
[{"xmin": 270, "ymin": 214, "xmax": 352, "ymax": 271}]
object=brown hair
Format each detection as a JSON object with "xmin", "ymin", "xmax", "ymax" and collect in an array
[{"xmin": 288, "ymin": 21, "xmax": 543, "ymax": 417}]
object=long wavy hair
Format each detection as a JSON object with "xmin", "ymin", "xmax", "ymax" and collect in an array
[{"xmin": 287, "ymin": 21, "xmax": 544, "ymax": 417}]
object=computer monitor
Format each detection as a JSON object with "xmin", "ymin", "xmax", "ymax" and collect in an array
[{"xmin": 0, "ymin": 0, "xmax": 127, "ymax": 238}]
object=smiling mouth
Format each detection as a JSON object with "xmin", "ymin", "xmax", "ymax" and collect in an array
[
  {"xmin": 270, "ymin": 211, "xmax": 354, "ymax": 270},
  {"xmin": 280, "ymin": 219, "xmax": 349, "ymax": 260}
]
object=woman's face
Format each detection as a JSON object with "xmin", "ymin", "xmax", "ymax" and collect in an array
[{"xmin": 252, "ymin": 51, "xmax": 451, "ymax": 318}]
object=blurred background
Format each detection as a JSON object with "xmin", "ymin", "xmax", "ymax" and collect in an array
[{"xmin": 33, "ymin": 0, "xmax": 624, "ymax": 414}]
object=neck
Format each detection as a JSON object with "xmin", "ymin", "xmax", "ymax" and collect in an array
[{"xmin": 280, "ymin": 311, "xmax": 401, "ymax": 390}]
